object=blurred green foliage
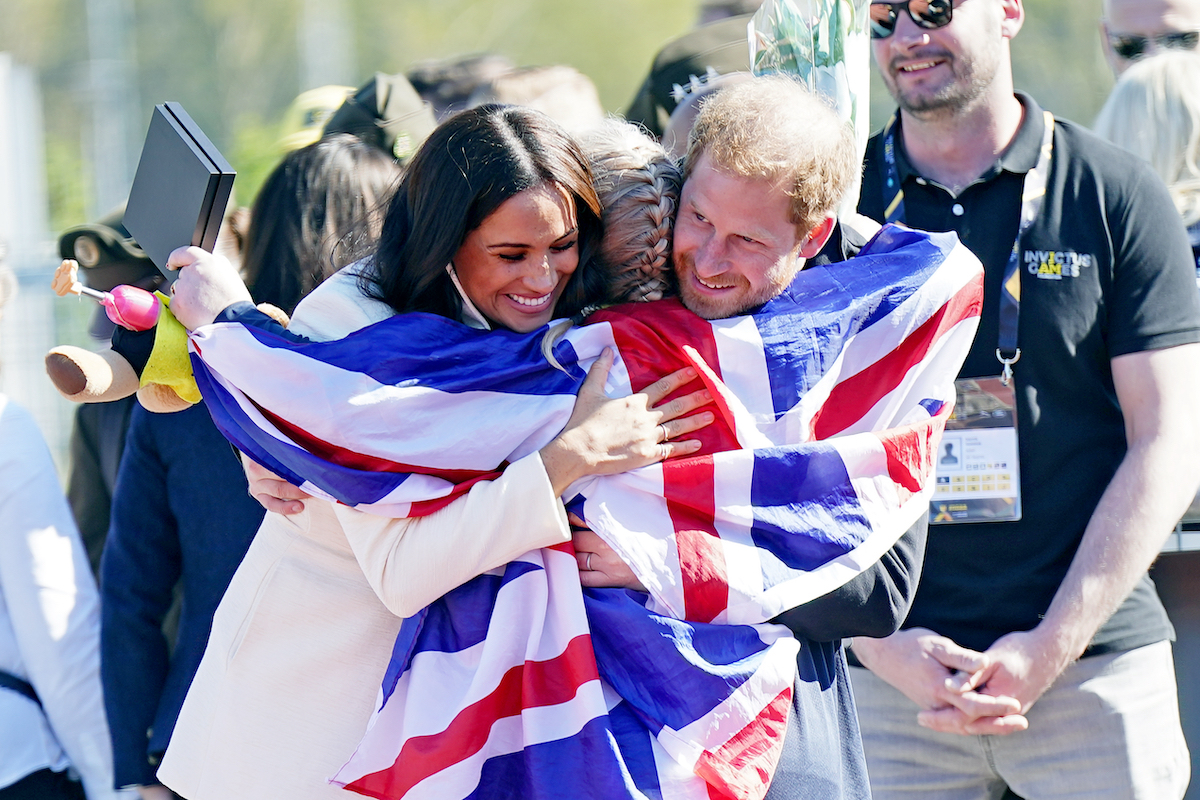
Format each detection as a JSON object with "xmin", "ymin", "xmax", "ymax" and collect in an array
[
  {"xmin": 44, "ymin": 134, "xmax": 91, "ymax": 235},
  {"xmin": 227, "ymin": 115, "xmax": 287, "ymax": 212},
  {"xmin": 0, "ymin": 0, "xmax": 1115, "ymax": 234}
]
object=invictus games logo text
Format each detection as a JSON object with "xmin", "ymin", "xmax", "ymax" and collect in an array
[{"xmin": 1024, "ymin": 249, "xmax": 1093, "ymax": 280}]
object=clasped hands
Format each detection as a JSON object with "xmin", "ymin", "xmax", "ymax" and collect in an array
[{"xmin": 852, "ymin": 626, "xmax": 1075, "ymax": 736}]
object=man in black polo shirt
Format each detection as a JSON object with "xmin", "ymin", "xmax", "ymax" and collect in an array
[{"xmin": 850, "ymin": 0, "xmax": 1200, "ymax": 797}]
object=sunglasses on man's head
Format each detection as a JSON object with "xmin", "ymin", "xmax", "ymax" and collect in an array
[
  {"xmin": 1107, "ymin": 30, "xmax": 1200, "ymax": 60},
  {"xmin": 870, "ymin": 0, "xmax": 954, "ymax": 39}
]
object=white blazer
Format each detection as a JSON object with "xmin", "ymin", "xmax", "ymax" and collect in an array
[{"xmin": 158, "ymin": 266, "xmax": 571, "ymax": 799}]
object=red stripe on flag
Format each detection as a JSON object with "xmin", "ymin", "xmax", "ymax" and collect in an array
[
  {"xmin": 254, "ymin": 400, "xmax": 502, "ymax": 482},
  {"xmin": 345, "ymin": 634, "xmax": 601, "ymax": 799},
  {"xmin": 681, "ymin": 345, "xmax": 741, "ymax": 443},
  {"xmin": 407, "ymin": 470, "xmax": 505, "ymax": 516},
  {"xmin": 877, "ymin": 412, "xmax": 947, "ymax": 503},
  {"xmin": 809, "ymin": 274, "xmax": 982, "ymax": 440},
  {"xmin": 695, "ymin": 687, "xmax": 793, "ymax": 800},
  {"xmin": 599, "ymin": 302, "xmax": 737, "ymax": 622},
  {"xmin": 547, "ymin": 541, "xmax": 576, "ymax": 556},
  {"xmin": 664, "ymin": 456, "xmax": 728, "ymax": 623},
  {"xmin": 594, "ymin": 300, "xmax": 740, "ymax": 454}
]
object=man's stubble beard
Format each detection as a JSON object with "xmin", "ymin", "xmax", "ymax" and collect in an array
[
  {"xmin": 674, "ymin": 250, "xmax": 798, "ymax": 321},
  {"xmin": 885, "ymin": 35, "xmax": 1004, "ymax": 120}
]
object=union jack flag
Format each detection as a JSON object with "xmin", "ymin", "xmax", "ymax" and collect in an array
[{"xmin": 188, "ymin": 225, "xmax": 982, "ymax": 800}]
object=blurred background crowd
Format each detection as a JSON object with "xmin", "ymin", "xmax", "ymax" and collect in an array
[
  {"xmin": 1, "ymin": 0, "xmax": 1199, "ymax": 798},
  {"xmin": 0, "ymin": 0, "xmax": 1137, "ymax": 467}
]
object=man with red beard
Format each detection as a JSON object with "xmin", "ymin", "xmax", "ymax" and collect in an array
[
  {"xmin": 851, "ymin": 0, "xmax": 1200, "ymax": 797},
  {"xmin": 575, "ymin": 74, "xmax": 933, "ymax": 799},
  {"xmin": 231, "ymin": 75, "xmax": 931, "ymax": 798}
]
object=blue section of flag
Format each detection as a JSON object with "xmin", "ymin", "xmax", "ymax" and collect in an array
[
  {"xmin": 241, "ymin": 311, "xmax": 585, "ymax": 397},
  {"xmin": 607, "ymin": 701, "xmax": 663, "ymax": 800},
  {"xmin": 462, "ymin": 716, "xmax": 635, "ymax": 800},
  {"xmin": 749, "ymin": 445, "xmax": 871, "ymax": 572},
  {"xmin": 585, "ymin": 588, "xmax": 771, "ymax": 731},
  {"xmin": 192, "ymin": 354, "xmax": 413, "ymax": 506},
  {"xmin": 921, "ymin": 398, "xmax": 946, "ymax": 416},
  {"xmin": 381, "ymin": 607, "xmax": 425, "ymax": 707}
]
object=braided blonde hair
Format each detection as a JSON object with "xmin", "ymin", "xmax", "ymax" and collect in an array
[{"xmin": 580, "ymin": 119, "xmax": 680, "ymax": 303}]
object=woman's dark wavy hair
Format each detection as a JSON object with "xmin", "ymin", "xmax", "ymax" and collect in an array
[
  {"xmin": 365, "ymin": 104, "xmax": 605, "ymax": 320},
  {"xmin": 242, "ymin": 133, "xmax": 403, "ymax": 315}
]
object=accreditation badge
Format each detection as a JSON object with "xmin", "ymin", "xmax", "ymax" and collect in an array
[{"xmin": 929, "ymin": 377, "xmax": 1022, "ymax": 524}]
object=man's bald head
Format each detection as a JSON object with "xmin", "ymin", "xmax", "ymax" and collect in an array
[{"xmin": 1102, "ymin": 0, "xmax": 1200, "ymax": 75}]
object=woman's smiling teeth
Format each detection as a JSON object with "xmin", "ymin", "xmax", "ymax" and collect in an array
[{"xmin": 510, "ymin": 292, "xmax": 552, "ymax": 308}]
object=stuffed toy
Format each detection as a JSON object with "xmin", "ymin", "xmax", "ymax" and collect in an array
[{"xmin": 46, "ymin": 258, "xmax": 288, "ymax": 413}]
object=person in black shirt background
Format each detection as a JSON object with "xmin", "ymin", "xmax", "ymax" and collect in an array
[{"xmin": 850, "ymin": 0, "xmax": 1200, "ymax": 798}]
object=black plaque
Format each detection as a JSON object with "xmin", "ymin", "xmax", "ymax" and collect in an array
[{"xmin": 123, "ymin": 102, "xmax": 235, "ymax": 281}]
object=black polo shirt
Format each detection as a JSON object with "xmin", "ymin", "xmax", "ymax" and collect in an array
[{"xmin": 858, "ymin": 94, "xmax": 1200, "ymax": 655}]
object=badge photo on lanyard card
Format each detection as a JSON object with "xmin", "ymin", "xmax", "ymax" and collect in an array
[{"xmin": 929, "ymin": 377, "xmax": 1022, "ymax": 524}]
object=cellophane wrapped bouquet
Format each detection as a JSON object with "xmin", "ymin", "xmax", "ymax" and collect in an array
[{"xmin": 749, "ymin": 0, "xmax": 871, "ymax": 209}]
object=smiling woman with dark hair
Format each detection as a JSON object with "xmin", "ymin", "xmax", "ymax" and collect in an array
[
  {"xmin": 366, "ymin": 103, "xmax": 606, "ymax": 323},
  {"xmin": 156, "ymin": 106, "xmax": 708, "ymax": 800}
]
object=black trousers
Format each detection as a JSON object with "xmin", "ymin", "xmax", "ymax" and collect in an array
[{"xmin": 0, "ymin": 769, "xmax": 87, "ymax": 800}]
